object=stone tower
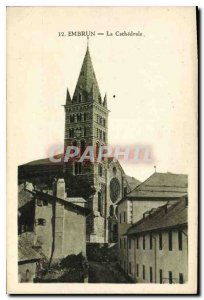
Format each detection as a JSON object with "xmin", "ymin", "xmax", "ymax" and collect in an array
[{"xmin": 63, "ymin": 44, "xmax": 109, "ymax": 243}]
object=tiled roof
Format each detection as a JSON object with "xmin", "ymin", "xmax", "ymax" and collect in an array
[
  {"xmin": 30, "ymin": 190, "xmax": 91, "ymax": 216},
  {"xmin": 18, "ymin": 188, "xmax": 34, "ymax": 209},
  {"xmin": 126, "ymin": 197, "xmax": 187, "ymax": 236},
  {"xmin": 125, "ymin": 175, "xmax": 141, "ymax": 191},
  {"xmin": 21, "ymin": 153, "xmax": 64, "ymax": 166},
  {"xmin": 127, "ymin": 172, "xmax": 187, "ymax": 199},
  {"xmin": 18, "ymin": 233, "xmax": 42, "ymax": 262}
]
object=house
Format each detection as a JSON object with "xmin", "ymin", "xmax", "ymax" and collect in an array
[
  {"xmin": 18, "ymin": 178, "xmax": 90, "ymax": 264},
  {"xmin": 126, "ymin": 197, "xmax": 188, "ymax": 283},
  {"xmin": 117, "ymin": 172, "xmax": 188, "ymax": 274}
]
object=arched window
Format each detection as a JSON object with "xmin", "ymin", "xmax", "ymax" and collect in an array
[
  {"xmin": 73, "ymin": 128, "xmax": 75, "ymax": 137},
  {"xmin": 96, "ymin": 142, "xmax": 100, "ymax": 159},
  {"xmin": 26, "ymin": 269, "xmax": 30, "ymax": 282},
  {"xmin": 78, "ymin": 93, "xmax": 82, "ymax": 103},
  {"xmin": 109, "ymin": 205, "xmax": 114, "ymax": 217},
  {"xmin": 98, "ymin": 164, "xmax": 103, "ymax": 176},
  {"xmin": 73, "ymin": 140, "xmax": 77, "ymax": 147},
  {"xmin": 103, "ymin": 132, "xmax": 106, "ymax": 142},
  {"xmin": 80, "ymin": 140, "xmax": 86, "ymax": 156},
  {"xmin": 98, "ymin": 192, "xmax": 102, "ymax": 215}
]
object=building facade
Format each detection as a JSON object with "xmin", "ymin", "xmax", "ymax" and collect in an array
[
  {"xmin": 126, "ymin": 198, "xmax": 188, "ymax": 283},
  {"xmin": 117, "ymin": 172, "xmax": 188, "ymax": 275},
  {"xmin": 18, "ymin": 179, "xmax": 90, "ymax": 262}
]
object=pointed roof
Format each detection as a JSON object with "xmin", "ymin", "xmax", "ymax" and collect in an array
[
  {"xmin": 66, "ymin": 88, "xmax": 71, "ymax": 104},
  {"xmin": 103, "ymin": 93, "xmax": 107, "ymax": 108},
  {"xmin": 72, "ymin": 45, "xmax": 102, "ymax": 104}
]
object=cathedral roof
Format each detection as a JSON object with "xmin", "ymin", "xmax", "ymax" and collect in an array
[{"xmin": 72, "ymin": 45, "xmax": 103, "ymax": 104}]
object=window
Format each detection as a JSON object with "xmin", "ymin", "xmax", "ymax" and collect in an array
[
  {"xmin": 43, "ymin": 199, "xmax": 48, "ymax": 206},
  {"xmin": 150, "ymin": 234, "xmax": 153, "ymax": 250},
  {"xmin": 113, "ymin": 166, "xmax": 117, "ymax": 175},
  {"xmin": 150, "ymin": 267, "xmax": 153, "ymax": 283},
  {"xmin": 74, "ymin": 162, "xmax": 82, "ymax": 175},
  {"xmin": 136, "ymin": 236, "xmax": 139, "ymax": 249},
  {"xmin": 169, "ymin": 271, "xmax": 173, "ymax": 284},
  {"xmin": 129, "ymin": 262, "xmax": 132, "ymax": 274},
  {"xmin": 25, "ymin": 269, "xmax": 30, "ymax": 282},
  {"xmin": 103, "ymin": 132, "xmax": 106, "ymax": 142},
  {"xmin": 124, "ymin": 238, "xmax": 126, "ymax": 249},
  {"xmin": 77, "ymin": 114, "xmax": 81, "ymax": 122},
  {"xmin": 143, "ymin": 235, "xmax": 145, "ymax": 250},
  {"xmin": 179, "ymin": 273, "xmax": 184, "ymax": 284},
  {"xmin": 169, "ymin": 230, "xmax": 173, "ymax": 251},
  {"xmin": 80, "ymin": 140, "xmax": 86, "ymax": 156},
  {"xmin": 37, "ymin": 199, "xmax": 43, "ymax": 206},
  {"xmin": 69, "ymin": 128, "xmax": 74, "ymax": 138},
  {"xmin": 143, "ymin": 265, "xmax": 145, "ymax": 280},
  {"xmin": 159, "ymin": 269, "xmax": 163, "ymax": 284},
  {"xmin": 36, "ymin": 218, "xmax": 46, "ymax": 226},
  {"xmin": 109, "ymin": 205, "xmax": 114, "ymax": 217},
  {"xmin": 98, "ymin": 192, "xmax": 102, "ymax": 215},
  {"xmin": 178, "ymin": 230, "xmax": 183, "ymax": 251},
  {"xmin": 100, "ymin": 130, "xmax": 102, "ymax": 139},
  {"xmin": 98, "ymin": 164, "xmax": 103, "ymax": 176},
  {"xmin": 123, "ymin": 212, "xmax": 126, "ymax": 222},
  {"xmin": 78, "ymin": 93, "xmax": 82, "ymax": 103},
  {"xmin": 159, "ymin": 232, "xmax": 163, "ymax": 250},
  {"xmin": 120, "ymin": 238, "xmax": 122, "ymax": 249},
  {"xmin": 120, "ymin": 213, "xmax": 122, "ymax": 224},
  {"xmin": 96, "ymin": 142, "xmax": 100, "ymax": 158},
  {"xmin": 84, "ymin": 113, "xmax": 87, "ymax": 121},
  {"xmin": 123, "ymin": 187, "xmax": 127, "ymax": 197},
  {"xmin": 136, "ymin": 264, "xmax": 139, "ymax": 277},
  {"xmin": 103, "ymin": 118, "xmax": 106, "ymax": 127},
  {"xmin": 128, "ymin": 239, "xmax": 131, "ymax": 249}
]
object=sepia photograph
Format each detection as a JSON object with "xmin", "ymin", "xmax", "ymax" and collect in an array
[{"xmin": 6, "ymin": 6, "xmax": 198, "ymax": 294}]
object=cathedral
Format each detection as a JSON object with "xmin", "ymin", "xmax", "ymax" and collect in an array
[{"xmin": 18, "ymin": 43, "xmax": 140, "ymax": 244}]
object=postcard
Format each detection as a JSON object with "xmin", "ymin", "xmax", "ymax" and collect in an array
[{"xmin": 7, "ymin": 6, "xmax": 198, "ymax": 294}]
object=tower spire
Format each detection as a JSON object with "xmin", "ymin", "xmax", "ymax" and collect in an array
[
  {"xmin": 66, "ymin": 88, "xmax": 71, "ymax": 104},
  {"xmin": 87, "ymin": 36, "xmax": 89, "ymax": 50},
  {"xmin": 72, "ymin": 43, "xmax": 102, "ymax": 104}
]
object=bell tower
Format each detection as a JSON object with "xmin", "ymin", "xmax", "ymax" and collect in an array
[
  {"xmin": 63, "ymin": 43, "xmax": 109, "ymax": 242},
  {"xmin": 64, "ymin": 43, "xmax": 108, "ymax": 153}
]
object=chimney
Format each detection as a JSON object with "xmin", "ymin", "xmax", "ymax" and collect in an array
[{"xmin": 56, "ymin": 178, "xmax": 65, "ymax": 199}]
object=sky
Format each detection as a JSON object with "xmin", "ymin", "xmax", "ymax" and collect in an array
[{"xmin": 7, "ymin": 7, "xmax": 197, "ymax": 181}]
